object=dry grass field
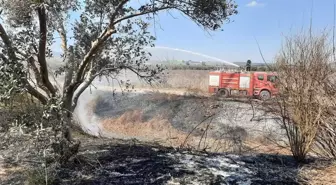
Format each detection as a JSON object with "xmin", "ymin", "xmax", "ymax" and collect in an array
[
  {"xmin": 161, "ymin": 70, "xmax": 210, "ymax": 92},
  {"xmin": 114, "ymin": 69, "xmax": 211, "ymax": 93}
]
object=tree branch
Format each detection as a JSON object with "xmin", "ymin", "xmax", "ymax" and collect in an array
[
  {"xmin": 93, "ymin": 0, "xmax": 129, "ymax": 43},
  {"xmin": 71, "ymin": 66, "xmax": 120, "ymax": 110},
  {"xmin": 25, "ymin": 80, "xmax": 48, "ymax": 105},
  {"xmin": 63, "ymin": 46, "xmax": 75, "ymax": 93},
  {"xmin": 72, "ymin": 28, "xmax": 116, "ymax": 89},
  {"xmin": 16, "ymin": 50, "xmax": 29, "ymax": 58},
  {"xmin": 70, "ymin": 3, "xmax": 173, "ymax": 100},
  {"xmin": 110, "ymin": 0, "xmax": 130, "ymax": 21},
  {"xmin": 27, "ymin": 56, "xmax": 51, "ymax": 97},
  {"xmin": 58, "ymin": 23, "xmax": 68, "ymax": 56},
  {"xmin": 71, "ymin": 2, "xmax": 172, "ymax": 97},
  {"xmin": 113, "ymin": 6, "xmax": 174, "ymax": 25},
  {"xmin": 124, "ymin": 66, "xmax": 156, "ymax": 78},
  {"xmin": 0, "ymin": 23, "xmax": 16, "ymax": 61},
  {"xmin": 0, "ymin": 53, "xmax": 9, "ymax": 63},
  {"xmin": 1, "ymin": 23, "xmax": 48, "ymax": 104},
  {"xmin": 71, "ymin": 70, "xmax": 95, "ymax": 111},
  {"xmin": 37, "ymin": 5, "xmax": 57, "ymax": 96}
]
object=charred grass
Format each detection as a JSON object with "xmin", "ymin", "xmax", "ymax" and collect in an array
[
  {"xmin": 1, "ymin": 132, "xmax": 334, "ymax": 185},
  {"xmin": 50, "ymin": 135, "xmax": 304, "ymax": 185},
  {"xmin": 92, "ymin": 91, "xmax": 286, "ymax": 155}
]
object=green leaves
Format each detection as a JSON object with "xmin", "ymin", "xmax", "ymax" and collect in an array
[
  {"xmin": 0, "ymin": 58, "xmax": 25, "ymax": 101},
  {"xmin": 0, "ymin": 0, "xmax": 238, "ymax": 106}
]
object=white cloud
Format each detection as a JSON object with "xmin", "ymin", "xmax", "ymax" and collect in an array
[{"xmin": 246, "ymin": 1, "xmax": 265, "ymax": 7}]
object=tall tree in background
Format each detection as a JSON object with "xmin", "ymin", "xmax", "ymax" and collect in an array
[
  {"xmin": 246, "ymin": 59, "xmax": 251, "ymax": 71},
  {"xmin": 0, "ymin": 0, "xmax": 238, "ymax": 161}
]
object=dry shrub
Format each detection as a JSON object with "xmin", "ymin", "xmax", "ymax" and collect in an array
[
  {"xmin": 200, "ymin": 125, "xmax": 249, "ymax": 154},
  {"xmin": 275, "ymin": 31, "xmax": 336, "ymax": 162},
  {"xmin": 0, "ymin": 94, "xmax": 55, "ymax": 183},
  {"xmin": 0, "ymin": 93, "xmax": 80, "ymax": 183},
  {"xmin": 313, "ymin": 113, "xmax": 336, "ymax": 159},
  {"xmin": 313, "ymin": 75, "xmax": 336, "ymax": 159},
  {"xmin": 224, "ymin": 126, "xmax": 248, "ymax": 153}
]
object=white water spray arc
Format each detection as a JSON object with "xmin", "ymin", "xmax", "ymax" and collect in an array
[{"xmin": 147, "ymin": 46, "xmax": 240, "ymax": 68}]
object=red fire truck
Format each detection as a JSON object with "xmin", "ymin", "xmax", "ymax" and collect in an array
[{"xmin": 208, "ymin": 71, "xmax": 278, "ymax": 100}]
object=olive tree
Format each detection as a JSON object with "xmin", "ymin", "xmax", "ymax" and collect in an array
[{"xmin": 0, "ymin": 0, "xmax": 238, "ymax": 161}]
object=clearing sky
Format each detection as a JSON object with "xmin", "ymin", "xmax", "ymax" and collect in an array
[{"xmin": 52, "ymin": 0, "xmax": 335, "ymax": 64}]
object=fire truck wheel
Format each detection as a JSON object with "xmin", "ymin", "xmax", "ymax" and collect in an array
[
  {"xmin": 259, "ymin": 90, "xmax": 271, "ymax": 100},
  {"xmin": 217, "ymin": 89, "xmax": 229, "ymax": 97}
]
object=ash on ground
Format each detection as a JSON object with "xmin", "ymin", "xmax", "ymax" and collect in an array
[{"xmin": 55, "ymin": 138, "xmax": 301, "ymax": 185}]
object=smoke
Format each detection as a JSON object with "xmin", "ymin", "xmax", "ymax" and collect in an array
[
  {"xmin": 73, "ymin": 84, "xmax": 106, "ymax": 137},
  {"xmin": 72, "ymin": 77, "xmax": 131, "ymax": 137}
]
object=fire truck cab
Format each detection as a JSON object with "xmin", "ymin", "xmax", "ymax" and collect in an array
[{"xmin": 208, "ymin": 71, "xmax": 278, "ymax": 100}]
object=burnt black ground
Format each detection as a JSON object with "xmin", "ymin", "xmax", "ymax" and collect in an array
[
  {"xmin": 53, "ymin": 137, "xmax": 302, "ymax": 185},
  {"xmin": 1, "ymin": 132, "xmax": 328, "ymax": 185}
]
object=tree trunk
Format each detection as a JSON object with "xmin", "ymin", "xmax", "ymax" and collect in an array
[
  {"xmin": 53, "ymin": 105, "xmax": 80, "ymax": 165},
  {"xmin": 63, "ymin": 111, "xmax": 73, "ymax": 142},
  {"xmin": 61, "ymin": 91, "xmax": 75, "ymax": 141}
]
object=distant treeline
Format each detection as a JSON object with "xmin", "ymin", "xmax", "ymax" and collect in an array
[
  {"xmin": 163, "ymin": 64, "xmax": 277, "ymax": 71},
  {"xmin": 165, "ymin": 65, "xmax": 219, "ymax": 70},
  {"xmin": 250, "ymin": 65, "xmax": 277, "ymax": 71}
]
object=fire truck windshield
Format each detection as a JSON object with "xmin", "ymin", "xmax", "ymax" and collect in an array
[{"xmin": 267, "ymin": 75, "xmax": 277, "ymax": 83}]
